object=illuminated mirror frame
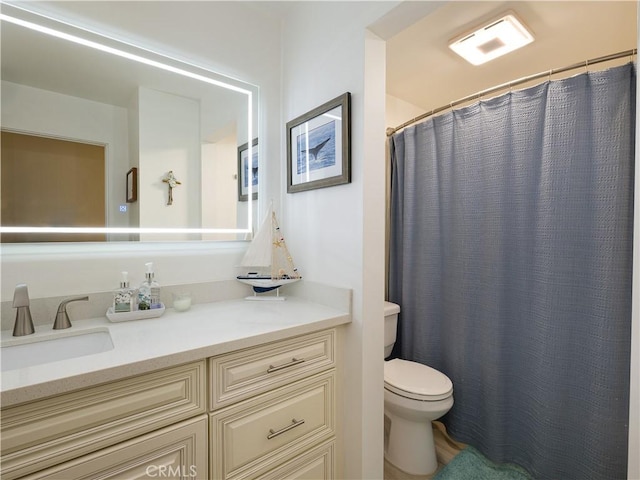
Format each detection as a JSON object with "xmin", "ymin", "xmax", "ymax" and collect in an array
[{"xmin": 0, "ymin": 3, "xmax": 256, "ymax": 239}]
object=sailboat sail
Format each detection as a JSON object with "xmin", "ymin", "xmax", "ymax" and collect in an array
[
  {"xmin": 240, "ymin": 212, "xmax": 272, "ymax": 269},
  {"xmin": 237, "ymin": 206, "xmax": 301, "ymax": 293}
]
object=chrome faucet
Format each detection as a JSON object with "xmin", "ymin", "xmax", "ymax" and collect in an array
[
  {"xmin": 53, "ymin": 296, "xmax": 89, "ymax": 330},
  {"xmin": 12, "ymin": 284, "xmax": 35, "ymax": 336}
]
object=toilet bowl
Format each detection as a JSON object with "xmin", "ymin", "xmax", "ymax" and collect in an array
[{"xmin": 383, "ymin": 302, "xmax": 454, "ymax": 476}]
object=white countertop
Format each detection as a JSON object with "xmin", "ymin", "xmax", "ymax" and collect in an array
[{"xmin": 0, "ymin": 296, "xmax": 351, "ymax": 407}]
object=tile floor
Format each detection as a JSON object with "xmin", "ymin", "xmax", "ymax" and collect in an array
[{"xmin": 384, "ymin": 421, "xmax": 466, "ymax": 480}]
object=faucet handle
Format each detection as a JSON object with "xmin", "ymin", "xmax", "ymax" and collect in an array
[
  {"xmin": 12, "ymin": 283, "xmax": 30, "ymax": 308},
  {"xmin": 53, "ymin": 296, "xmax": 89, "ymax": 330},
  {"xmin": 12, "ymin": 284, "xmax": 35, "ymax": 336}
]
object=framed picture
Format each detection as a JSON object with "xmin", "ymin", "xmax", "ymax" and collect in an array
[
  {"xmin": 126, "ymin": 167, "xmax": 137, "ymax": 203},
  {"xmin": 238, "ymin": 138, "xmax": 258, "ymax": 201},
  {"xmin": 287, "ymin": 92, "xmax": 351, "ymax": 193}
]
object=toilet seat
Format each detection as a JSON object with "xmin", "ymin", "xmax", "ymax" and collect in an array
[{"xmin": 384, "ymin": 358, "xmax": 453, "ymax": 401}]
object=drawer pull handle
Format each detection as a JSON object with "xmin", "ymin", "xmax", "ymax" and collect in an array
[
  {"xmin": 267, "ymin": 357, "xmax": 305, "ymax": 373},
  {"xmin": 267, "ymin": 418, "xmax": 306, "ymax": 439}
]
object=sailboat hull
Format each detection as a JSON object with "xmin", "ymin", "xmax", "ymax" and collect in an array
[{"xmin": 236, "ymin": 276, "xmax": 301, "ymax": 293}]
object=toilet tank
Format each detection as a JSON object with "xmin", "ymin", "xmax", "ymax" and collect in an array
[{"xmin": 384, "ymin": 301, "xmax": 401, "ymax": 358}]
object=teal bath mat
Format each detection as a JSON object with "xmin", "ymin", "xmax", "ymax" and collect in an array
[{"xmin": 434, "ymin": 446, "xmax": 533, "ymax": 480}]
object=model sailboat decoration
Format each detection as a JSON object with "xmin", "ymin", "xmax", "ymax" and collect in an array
[{"xmin": 237, "ymin": 205, "xmax": 301, "ymax": 300}]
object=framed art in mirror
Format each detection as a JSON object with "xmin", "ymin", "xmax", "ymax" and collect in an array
[
  {"xmin": 286, "ymin": 92, "xmax": 351, "ymax": 193},
  {"xmin": 238, "ymin": 138, "xmax": 258, "ymax": 201},
  {"xmin": 126, "ymin": 168, "xmax": 137, "ymax": 203}
]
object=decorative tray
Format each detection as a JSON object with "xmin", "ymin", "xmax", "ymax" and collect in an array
[{"xmin": 106, "ymin": 304, "xmax": 165, "ymax": 323}]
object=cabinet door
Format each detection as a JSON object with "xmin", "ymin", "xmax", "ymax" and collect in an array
[
  {"xmin": 20, "ymin": 416, "xmax": 208, "ymax": 480},
  {"xmin": 210, "ymin": 371, "xmax": 335, "ymax": 480},
  {"xmin": 1, "ymin": 361, "xmax": 206, "ymax": 480},
  {"xmin": 257, "ymin": 440, "xmax": 335, "ymax": 480}
]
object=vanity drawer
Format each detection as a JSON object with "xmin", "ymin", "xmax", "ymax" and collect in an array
[
  {"xmin": 20, "ymin": 416, "xmax": 208, "ymax": 480},
  {"xmin": 257, "ymin": 440, "xmax": 335, "ymax": 480},
  {"xmin": 210, "ymin": 371, "xmax": 335, "ymax": 480},
  {"xmin": 209, "ymin": 329, "xmax": 335, "ymax": 409},
  {"xmin": 0, "ymin": 361, "xmax": 206, "ymax": 480}
]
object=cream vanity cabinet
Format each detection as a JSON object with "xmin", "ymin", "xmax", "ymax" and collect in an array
[
  {"xmin": 0, "ymin": 328, "xmax": 338, "ymax": 480},
  {"xmin": 0, "ymin": 361, "xmax": 207, "ymax": 480},
  {"xmin": 208, "ymin": 329, "xmax": 337, "ymax": 480}
]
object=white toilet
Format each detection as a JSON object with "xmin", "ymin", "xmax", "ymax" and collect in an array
[{"xmin": 384, "ymin": 301, "xmax": 454, "ymax": 476}]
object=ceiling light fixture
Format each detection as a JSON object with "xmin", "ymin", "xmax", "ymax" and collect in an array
[{"xmin": 449, "ymin": 12, "xmax": 534, "ymax": 66}]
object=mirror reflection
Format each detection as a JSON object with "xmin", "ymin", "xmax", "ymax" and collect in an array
[{"xmin": 0, "ymin": 5, "xmax": 258, "ymax": 242}]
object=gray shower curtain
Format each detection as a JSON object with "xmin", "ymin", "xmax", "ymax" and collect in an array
[{"xmin": 388, "ymin": 63, "xmax": 635, "ymax": 479}]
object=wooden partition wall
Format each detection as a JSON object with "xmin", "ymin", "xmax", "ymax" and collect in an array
[{"xmin": 1, "ymin": 131, "xmax": 106, "ymax": 242}]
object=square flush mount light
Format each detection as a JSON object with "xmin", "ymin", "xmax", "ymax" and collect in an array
[{"xmin": 449, "ymin": 12, "xmax": 534, "ymax": 66}]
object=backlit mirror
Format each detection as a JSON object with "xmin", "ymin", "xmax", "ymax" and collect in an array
[{"xmin": 0, "ymin": 3, "xmax": 258, "ymax": 242}]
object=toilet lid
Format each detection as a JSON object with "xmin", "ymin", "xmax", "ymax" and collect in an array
[{"xmin": 384, "ymin": 358, "xmax": 453, "ymax": 401}]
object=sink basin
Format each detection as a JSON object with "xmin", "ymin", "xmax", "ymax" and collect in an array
[{"xmin": 1, "ymin": 329, "xmax": 114, "ymax": 371}]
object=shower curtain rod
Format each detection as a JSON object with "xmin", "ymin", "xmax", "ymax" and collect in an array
[{"xmin": 386, "ymin": 48, "xmax": 637, "ymax": 136}]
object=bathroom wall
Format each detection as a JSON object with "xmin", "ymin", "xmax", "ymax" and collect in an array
[
  {"xmin": 137, "ymin": 87, "xmax": 201, "ymax": 240},
  {"xmin": 127, "ymin": 90, "xmax": 140, "ymax": 238},
  {"xmin": 278, "ymin": 3, "xmax": 405, "ymax": 478},
  {"xmin": 386, "ymin": 94, "xmax": 426, "ymax": 129},
  {"xmin": 201, "ymin": 137, "xmax": 238, "ymax": 240}
]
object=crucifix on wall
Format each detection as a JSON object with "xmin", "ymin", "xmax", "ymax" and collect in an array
[{"xmin": 162, "ymin": 171, "xmax": 181, "ymax": 205}]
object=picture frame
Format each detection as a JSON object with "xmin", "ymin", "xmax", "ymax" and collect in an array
[
  {"xmin": 126, "ymin": 167, "xmax": 137, "ymax": 203},
  {"xmin": 286, "ymin": 92, "xmax": 351, "ymax": 193},
  {"xmin": 238, "ymin": 138, "xmax": 258, "ymax": 201}
]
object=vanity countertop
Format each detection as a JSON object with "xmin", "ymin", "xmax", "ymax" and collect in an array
[{"xmin": 0, "ymin": 295, "xmax": 351, "ymax": 407}]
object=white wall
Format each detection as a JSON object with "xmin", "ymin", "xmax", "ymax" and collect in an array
[
  {"xmin": 138, "ymin": 88, "xmax": 201, "ymax": 240},
  {"xmin": 279, "ymin": 3, "xmax": 396, "ymax": 478},
  {"xmin": 127, "ymin": 89, "xmax": 140, "ymax": 240},
  {"xmin": 386, "ymin": 94, "xmax": 427, "ymax": 129},
  {"xmin": 1, "ymin": 81, "xmax": 130, "ymax": 231},
  {"xmin": 201, "ymin": 136, "xmax": 238, "ymax": 240}
]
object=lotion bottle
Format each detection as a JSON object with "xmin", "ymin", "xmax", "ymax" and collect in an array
[
  {"xmin": 138, "ymin": 262, "xmax": 162, "ymax": 310},
  {"xmin": 113, "ymin": 271, "xmax": 135, "ymax": 313}
]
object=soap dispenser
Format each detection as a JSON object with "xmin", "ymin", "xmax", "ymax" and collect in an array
[
  {"xmin": 113, "ymin": 271, "xmax": 135, "ymax": 313},
  {"xmin": 138, "ymin": 262, "xmax": 161, "ymax": 310}
]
